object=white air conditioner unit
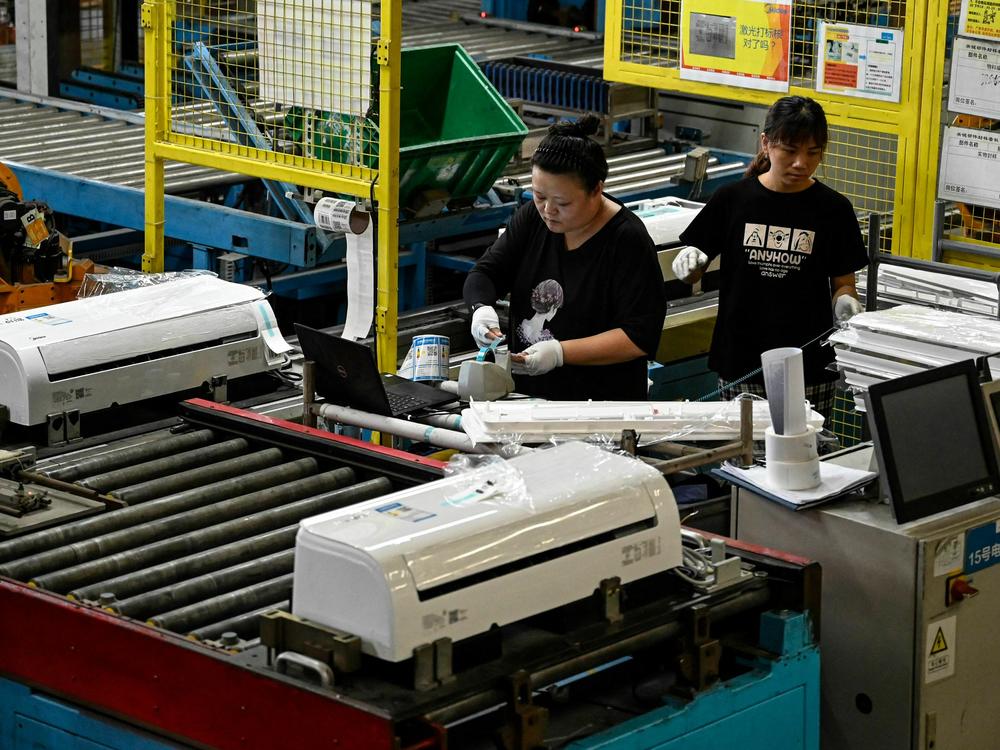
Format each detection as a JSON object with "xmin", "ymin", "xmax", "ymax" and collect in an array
[
  {"xmin": 0, "ymin": 276, "xmax": 289, "ymax": 426},
  {"xmin": 293, "ymin": 441, "xmax": 682, "ymax": 662}
]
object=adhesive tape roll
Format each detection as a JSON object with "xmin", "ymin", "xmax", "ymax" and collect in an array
[
  {"xmin": 764, "ymin": 425, "xmax": 818, "ymax": 463},
  {"xmin": 766, "ymin": 456, "xmax": 821, "ymax": 490}
]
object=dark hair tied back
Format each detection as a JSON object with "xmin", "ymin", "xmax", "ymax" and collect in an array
[
  {"xmin": 548, "ymin": 114, "xmax": 601, "ymax": 139},
  {"xmin": 532, "ymin": 113, "xmax": 609, "ymax": 192}
]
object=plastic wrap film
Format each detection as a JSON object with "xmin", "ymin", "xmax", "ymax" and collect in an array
[
  {"xmin": 847, "ymin": 305, "xmax": 1000, "ymax": 353},
  {"xmin": 830, "ymin": 304, "xmax": 1000, "ymax": 411},
  {"xmin": 858, "ymin": 266, "xmax": 999, "ymax": 318},
  {"xmin": 77, "ymin": 268, "xmax": 219, "ymax": 298},
  {"xmin": 292, "ymin": 442, "xmax": 681, "ymax": 661},
  {"xmin": 0, "ymin": 275, "xmax": 288, "ymax": 425},
  {"xmin": 300, "ymin": 442, "xmax": 668, "ymax": 575},
  {"xmin": 461, "ymin": 398, "xmax": 824, "ymax": 445},
  {"xmin": 441, "ymin": 453, "xmax": 531, "ymax": 510}
]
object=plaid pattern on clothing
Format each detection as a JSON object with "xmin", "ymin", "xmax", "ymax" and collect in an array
[{"xmin": 717, "ymin": 378, "xmax": 838, "ymax": 421}]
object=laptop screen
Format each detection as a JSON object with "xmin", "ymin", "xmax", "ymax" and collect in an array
[{"xmin": 294, "ymin": 324, "xmax": 391, "ymax": 414}]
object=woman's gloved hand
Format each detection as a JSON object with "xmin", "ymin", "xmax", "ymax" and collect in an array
[
  {"xmin": 511, "ymin": 340, "xmax": 564, "ymax": 376},
  {"xmin": 671, "ymin": 247, "xmax": 709, "ymax": 283},
  {"xmin": 834, "ymin": 295, "xmax": 863, "ymax": 321},
  {"xmin": 471, "ymin": 305, "xmax": 503, "ymax": 348}
]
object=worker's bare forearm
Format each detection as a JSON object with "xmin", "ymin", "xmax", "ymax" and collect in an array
[{"xmin": 560, "ymin": 328, "xmax": 646, "ymax": 366}]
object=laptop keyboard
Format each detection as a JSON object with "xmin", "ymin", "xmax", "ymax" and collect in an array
[{"xmin": 387, "ymin": 392, "xmax": 427, "ymax": 414}]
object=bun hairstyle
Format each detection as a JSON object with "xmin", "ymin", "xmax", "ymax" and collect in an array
[
  {"xmin": 746, "ymin": 95, "xmax": 829, "ymax": 178},
  {"xmin": 531, "ymin": 113, "xmax": 609, "ymax": 192}
]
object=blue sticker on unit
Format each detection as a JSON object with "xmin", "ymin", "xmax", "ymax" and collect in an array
[
  {"xmin": 965, "ymin": 520, "xmax": 1000, "ymax": 573},
  {"xmin": 375, "ymin": 501, "xmax": 436, "ymax": 523},
  {"xmin": 25, "ymin": 312, "xmax": 70, "ymax": 325}
]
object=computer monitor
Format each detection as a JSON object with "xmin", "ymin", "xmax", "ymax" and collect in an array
[
  {"xmin": 866, "ymin": 359, "xmax": 1000, "ymax": 524},
  {"xmin": 981, "ymin": 378, "xmax": 1000, "ymax": 464}
]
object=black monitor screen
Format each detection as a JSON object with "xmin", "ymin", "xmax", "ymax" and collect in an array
[{"xmin": 867, "ymin": 359, "xmax": 1000, "ymax": 523}]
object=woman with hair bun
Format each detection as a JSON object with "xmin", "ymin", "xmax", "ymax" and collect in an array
[
  {"xmin": 463, "ymin": 114, "xmax": 666, "ymax": 400},
  {"xmin": 672, "ymin": 95, "xmax": 868, "ymax": 417}
]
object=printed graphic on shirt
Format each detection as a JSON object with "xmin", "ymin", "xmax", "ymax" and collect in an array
[
  {"xmin": 517, "ymin": 278, "xmax": 564, "ymax": 345},
  {"xmin": 792, "ymin": 229, "xmax": 815, "ymax": 254},
  {"xmin": 767, "ymin": 226, "xmax": 791, "ymax": 250},
  {"xmin": 743, "ymin": 223, "xmax": 766, "ymax": 247},
  {"xmin": 744, "ymin": 222, "xmax": 814, "ymax": 280}
]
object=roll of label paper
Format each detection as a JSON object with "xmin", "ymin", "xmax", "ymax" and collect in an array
[{"xmin": 313, "ymin": 198, "xmax": 373, "ymax": 341}]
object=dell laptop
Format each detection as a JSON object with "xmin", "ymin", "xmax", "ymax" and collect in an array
[{"xmin": 294, "ymin": 323, "xmax": 456, "ymax": 417}]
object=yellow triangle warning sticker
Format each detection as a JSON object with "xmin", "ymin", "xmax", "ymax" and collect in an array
[{"xmin": 931, "ymin": 627, "xmax": 948, "ymax": 655}]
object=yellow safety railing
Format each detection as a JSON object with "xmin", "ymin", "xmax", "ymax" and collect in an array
[
  {"xmin": 604, "ymin": 0, "xmax": 928, "ymax": 256},
  {"xmin": 910, "ymin": 0, "xmax": 1000, "ymax": 270},
  {"xmin": 142, "ymin": 0, "xmax": 401, "ymax": 369}
]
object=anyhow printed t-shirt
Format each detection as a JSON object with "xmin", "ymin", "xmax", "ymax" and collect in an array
[{"xmin": 679, "ymin": 176, "xmax": 868, "ymax": 383}]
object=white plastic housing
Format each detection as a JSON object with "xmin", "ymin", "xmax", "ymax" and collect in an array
[
  {"xmin": 0, "ymin": 276, "xmax": 286, "ymax": 425},
  {"xmin": 293, "ymin": 442, "xmax": 682, "ymax": 662}
]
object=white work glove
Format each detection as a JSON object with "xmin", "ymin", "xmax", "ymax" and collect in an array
[
  {"xmin": 471, "ymin": 305, "xmax": 502, "ymax": 348},
  {"xmin": 672, "ymin": 246, "xmax": 709, "ymax": 283},
  {"xmin": 834, "ymin": 295, "xmax": 863, "ymax": 321},
  {"xmin": 512, "ymin": 339, "xmax": 564, "ymax": 376}
]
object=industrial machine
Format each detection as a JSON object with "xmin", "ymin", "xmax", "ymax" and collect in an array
[
  {"xmin": 0, "ymin": 163, "xmax": 98, "ymax": 314},
  {"xmin": 733, "ymin": 457, "xmax": 1000, "ymax": 750},
  {"xmin": 0, "ymin": 400, "xmax": 821, "ymax": 749},
  {"xmin": 732, "ymin": 353, "xmax": 1000, "ymax": 750}
]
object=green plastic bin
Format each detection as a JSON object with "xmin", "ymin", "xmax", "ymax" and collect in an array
[
  {"xmin": 286, "ymin": 44, "xmax": 526, "ymax": 210},
  {"xmin": 396, "ymin": 44, "xmax": 527, "ymax": 209}
]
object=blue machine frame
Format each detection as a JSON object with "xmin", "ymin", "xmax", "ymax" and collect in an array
[
  {"xmin": 0, "ymin": 611, "xmax": 817, "ymax": 750},
  {"xmin": 570, "ymin": 611, "xmax": 819, "ymax": 749}
]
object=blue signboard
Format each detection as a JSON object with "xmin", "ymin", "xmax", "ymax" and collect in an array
[{"xmin": 965, "ymin": 521, "xmax": 1000, "ymax": 573}]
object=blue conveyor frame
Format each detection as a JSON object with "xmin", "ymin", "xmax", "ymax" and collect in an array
[
  {"xmin": 570, "ymin": 610, "xmax": 820, "ymax": 749},
  {"xmin": 0, "ymin": 611, "xmax": 817, "ymax": 749}
]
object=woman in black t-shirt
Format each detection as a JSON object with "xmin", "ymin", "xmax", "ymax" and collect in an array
[
  {"xmin": 463, "ymin": 115, "xmax": 666, "ymax": 401},
  {"xmin": 674, "ymin": 96, "xmax": 868, "ymax": 417}
]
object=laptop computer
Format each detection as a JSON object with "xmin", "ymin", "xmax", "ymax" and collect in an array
[{"xmin": 294, "ymin": 323, "xmax": 456, "ymax": 417}]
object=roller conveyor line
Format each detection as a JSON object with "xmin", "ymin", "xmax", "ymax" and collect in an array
[
  {"xmin": 0, "ymin": 0, "xmax": 671, "ymax": 246},
  {"xmin": 0, "ymin": 96, "xmax": 249, "ymax": 194},
  {"xmin": 501, "ymin": 148, "xmax": 743, "ymax": 196},
  {"xmin": 0, "ymin": 415, "xmax": 431, "ymax": 644},
  {"xmin": 397, "ymin": 0, "xmax": 605, "ymax": 64},
  {"xmin": 0, "ymin": 0, "xmax": 602, "ymax": 205}
]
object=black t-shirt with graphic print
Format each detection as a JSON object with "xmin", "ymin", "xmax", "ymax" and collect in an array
[
  {"xmin": 464, "ymin": 197, "xmax": 666, "ymax": 400},
  {"xmin": 679, "ymin": 176, "xmax": 868, "ymax": 384}
]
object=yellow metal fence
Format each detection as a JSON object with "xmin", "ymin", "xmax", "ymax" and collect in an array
[
  {"xmin": 606, "ymin": 0, "xmax": 926, "ymax": 256},
  {"xmin": 911, "ymin": 0, "xmax": 1000, "ymax": 270},
  {"xmin": 143, "ymin": 0, "xmax": 402, "ymax": 369}
]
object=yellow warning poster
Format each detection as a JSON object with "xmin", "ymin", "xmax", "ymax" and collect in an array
[
  {"xmin": 680, "ymin": 0, "xmax": 791, "ymax": 92},
  {"xmin": 925, "ymin": 616, "xmax": 956, "ymax": 684},
  {"xmin": 960, "ymin": 0, "xmax": 1000, "ymax": 41}
]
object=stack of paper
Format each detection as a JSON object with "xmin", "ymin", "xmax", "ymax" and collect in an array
[
  {"xmin": 717, "ymin": 461, "xmax": 877, "ymax": 510},
  {"xmin": 830, "ymin": 305, "xmax": 1000, "ymax": 410}
]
